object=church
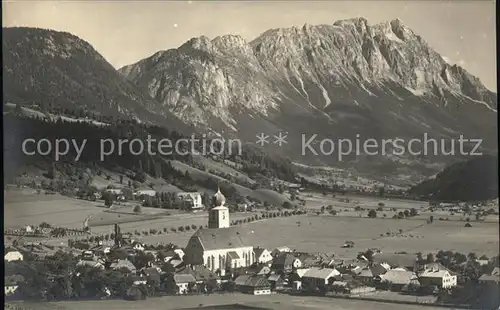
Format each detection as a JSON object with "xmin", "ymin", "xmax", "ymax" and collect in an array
[{"xmin": 184, "ymin": 188, "xmax": 254, "ymax": 275}]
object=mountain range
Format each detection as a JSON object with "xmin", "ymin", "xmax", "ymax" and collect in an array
[{"xmin": 3, "ymin": 18, "xmax": 497, "ymax": 179}]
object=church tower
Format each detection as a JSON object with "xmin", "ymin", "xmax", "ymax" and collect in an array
[{"xmin": 208, "ymin": 188, "xmax": 230, "ymax": 229}]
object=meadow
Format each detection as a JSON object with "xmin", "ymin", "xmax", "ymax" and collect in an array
[
  {"xmin": 4, "ymin": 189, "xmax": 103, "ymax": 230},
  {"xmin": 5, "ymin": 188, "xmax": 498, "ymax": 259},
  {"xmin": 19, "ymin": 292, "xmax": 446, "ymax": 310}
]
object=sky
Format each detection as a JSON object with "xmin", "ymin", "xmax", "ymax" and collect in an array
[{"xmin": 2, "ymin": 0, "xmax": 497, "ymax": 91}]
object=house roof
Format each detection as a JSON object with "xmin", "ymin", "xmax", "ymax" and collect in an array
[
  {"xmin": 142, "ymin": 267, "xmax": 161, "ymax": 277},
  {"xmin": 234, "ymin": 275, "xmax": 251, "ymax": 286},
  {"xmin": 379, "ymin": 270, "xmax": 417, "ymax": 285},
  {"xmin": 5, "ymin": 275, "xmax": 24, "ymax": 286},
  {"xmin": 358, "ymin": 264, "xmax": 387, "ymax": 278},
  {"xmin": 273, "ymin": 246, "xmax": 291, "ymax": 252},
  {"xmin": 190, "ymin": 227, "xmax": 250, "ymax": 251},
  {"xmin": 373, "ymin": 254, "xmax": 417, "ymax": 268},
  {"xmin": 267, "ymin": 274, "xmax": 282, "ymax": 282},
  {"xmin": 173, "ymin": 273, "xmax": 196, "ymax": 284},
  {"xmin": 253, "ymin": 247, "xmax": 267, "ymax": 258},
  {"xmin": 419, "ymin": 269, "xmax": 451, "ymax": 278},
  {"xmin": 478, "ymin": 274, "xmax": 500, "ymax": 283},
  {"xmin": 228, "ymin": 251, "xmax": 240, "ymax": 259},
  {"xmin": 178, "ymin": 265, "xmax": 219, "ymax": 282},
  {"xmin": 110, "ymin": 259, "xmax": 136, "ymax": 271},
  {"xmin": 245, "ymin": 275, "xmax": 271, "ymax": 288},
  {"xmin": 303, "ymin": 267, "xmax": 339, "ymax": 280},
  {"xmin": 294, "ymin": 268, "xmax": 311, "ymax": 278},
  {"xmin": 235, "ymin": 275, "xmax": 270, "ymax": 287},
  {"xmin": 295, "ymin": 253, "xmax": 320, "ymax": 266},
  {"xmin": 491, "ymin": 267, "xmax": 500, "ymax": 276}
]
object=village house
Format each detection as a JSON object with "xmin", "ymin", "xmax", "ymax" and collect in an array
[
  {"xmin": 271, "ymin": 252, "xmax": 302, "ymax": 273},
  {"xmin": 184, "ymin": 189, "xmax": 254, "ymax": 275},
  {"xmin": 176, "ymin": 265, "xmax": 220, "ymax": 285},
  {"xmin": 356, "ymin": 264, "xmax": 389, "ymax": 284},
  {"xmin": 134, "ymin": 189, "xmax": 156, "ymax": 197},
  {"xmin": 4, "ymin": 275, "xmax": 24, "ymax": 296},
  {"xmin": 253, "ymin": 247, "xmax": 273, "ymax": 264},
  {"xmin": 140, "ymin": 267, "xmax": 162, "ymax": 285},
  {"xmin": 418, "ymin": 268, "xmax": 457, "ymax": 289},
  {"xmin": 110, "ymin": 259, "xmax": 137, "ymax": 273},
  {"xmin": 372, "ymin": 253, "xmax": 417, "ymax": 271},
  {"xmin": 4, "ymin": 250, "xmax": 24, "ymax": 262},
  {"xmin": 295, "ymin": 252, "xmax": 322, "ymax": 267},
  {"xmin": 77, "ymin": 259, "xmax": 105, "ymax": 270},
  {"xmin": 176, "ymin": 192, "xmax": 204, "ymax": 211},
  {"xmin": 234, "ymin": 275, "xmax": 272, "ymax": 295},
  {"xmin": 478, "ymin": 267, "xmax": 500, "ymax": 285},
  {"xmin": 172, "ymin": 274, "xmax": 196, "ymax": 294},
  {"xmin": 375, "ymin": 269, "xmax": 419, "ymax": 291},
  {"xmin": 267, "ymin": 274, "xmax": 285, "ymax": 291},
  {"xmin": 272, "ymin": 246, "xmax": 291, "ymax": 257},
  {"xmin": 301, "ymin": 267, "xmax": 340, "ymax": 291}
]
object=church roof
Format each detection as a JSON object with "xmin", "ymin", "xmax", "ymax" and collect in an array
[
  {"xmin": 190, "ymin": 227, "xmax": 250, "ymax": 251},
  {"xmin": 212, "ymin": 188, "xmax": 226, "ymax": 207}
]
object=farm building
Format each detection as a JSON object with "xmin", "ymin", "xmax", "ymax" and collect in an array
[
  {"xmin": 301, "ymin": 267, "xmax": 340, "ymax": 291},
  {"xmin": 172, "ymin": 274, "xmax": 197, "ymax": 294},
  {"xmin": 418, "ymin": 268, "xmax": 457, "ymax": 289},
  {"xmin": 375, "ymin": 269, "xmax": 419, "ymax": 291},
  {"xmin": 176, "ymin": 192, "xmax": 204, "ymax": 211},
  {"xmin": 234, "ymin": 275, "xmax": 271, "ymax": 295}
]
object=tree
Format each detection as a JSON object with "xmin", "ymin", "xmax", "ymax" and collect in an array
[
  {"xmin": 416, "ymin": 252, "xmax": 424, "ymax": 263},
  {"xmin": 426, "ymin": 253, "xmax": 435, "ymax": 263},
  {"xmin": 119, "ymin": 175, "xmax": 123, "ymax": 184},
  {"xmin": 103, "ymin": 193, "xmax": 113, "ymax": 208},
  {"xmin": 321, "ymin": 206, "xmax": 325, "ymax": 213},
  {"xmin": 410, "ymin": 208, "xmax": 418, "ymax": 217},
  {"xmin": 282, "ymin": 201, "xmax": 293, "ymax": 209},
  {"xmin": 467, "ymin": 252, "xmax": 477, "ymax": 261},
  {"xmin": 133, "ymin": 205, "xmax": 142, "ymax": 213},
  {"xmin": 378, "ymin": 187, "xmax": 385, "ymax": 197},
  {"xmin": 368, "ymin": 210, "xmax": 377, "ymax": 218},
  {"xmin": 429, "ymin": 215, "xmax": 434, "ymax": 223},
  {"xmin": 403, "ymin": 210, "xmax": 410, "ymax": 218}
]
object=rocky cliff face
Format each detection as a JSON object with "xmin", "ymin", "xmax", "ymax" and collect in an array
[{"xmin": 119, "ymin": 18, "xmax": 497, "ymax": 176}]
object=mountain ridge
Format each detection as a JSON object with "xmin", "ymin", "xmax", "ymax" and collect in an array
[{"xmin": 118, "ymin": 18, "xmax": 497, "ymax": 176}]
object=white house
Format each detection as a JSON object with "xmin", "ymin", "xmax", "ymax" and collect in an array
[
  {"xmin": 253, "ymin": 247, "xmax": 273, "ymax": 264},
  {"xmin": 25, "ymin": 225, "xmax": 34, "ymax": 233},
  {"xmin": 176, "ymin": 192, "xmax": 203, "ymax": 210},
  {"xmin": 419, "ymin": 268, "xmax": 457, "ymax": 289},
  {"xmin": 184, "ymin": 189, "xmax": 254, "ymax": 275},
  {"xmin": 173, "ymin": 274, "xmax": 196, "ymax": 294},
  {"xmin": 5, "ymin": 251, "xmax": 23, "ymax": 262},
  {"xmin": 134, "ymin": 189, "xmax": 156, "ymax": 197},
  {"xmin": 105, "ymin": 188, "xmax": 123, "ymax": 195}
]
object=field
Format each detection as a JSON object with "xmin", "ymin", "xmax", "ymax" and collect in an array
[
  {"xmin": 18, "ymin": 292, "xmax": 446, "ymax": 310},
  {"xmin": 4, "ymin": 188, "xmax": 104, "ymax": 230},
  {"xmin": 4, "ymin": 188, "xmax": 498, "ymax": 259},
  {"xmin": 128, "ymin": 212, "xmax": 498, "ymax": 258}
]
